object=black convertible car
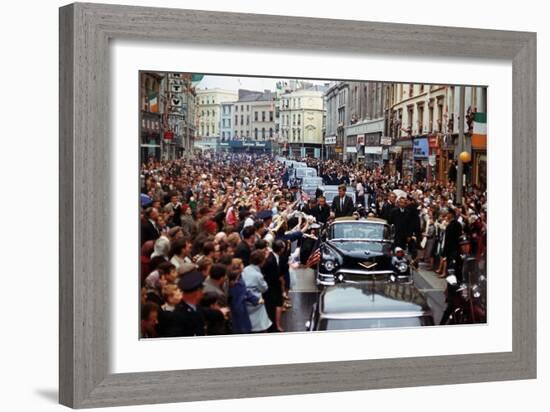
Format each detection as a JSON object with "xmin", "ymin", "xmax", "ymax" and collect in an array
[
  {"xmin": 306, "ymin": 282, "xmax": 434, "ymax": 331},
  {"xmin": 316, "ymin": 217, "xmax": 411, "ymax": 286}
]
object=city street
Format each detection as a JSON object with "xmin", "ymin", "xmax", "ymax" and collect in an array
[
  {"xmin": 139, "ymin": 72, "xmax": 488, "ymax": 339},
  {"xmin": 281, "ymin": 265, "xmax": 447, "ymax": 332}
]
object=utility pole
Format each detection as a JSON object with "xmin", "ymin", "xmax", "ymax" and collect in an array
[{"xmin": 456, "ymin": 85, "xmax": 465, "ymax": 205}]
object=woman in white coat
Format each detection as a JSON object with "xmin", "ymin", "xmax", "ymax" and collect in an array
[{"xmin": 242, "ymin": 250, "xmax": 272, "ymax": 333}]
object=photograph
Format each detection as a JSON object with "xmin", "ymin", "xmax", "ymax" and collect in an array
[{"xmin": 139, "ymin": 72, "xmax": 488, "ymax": 338}]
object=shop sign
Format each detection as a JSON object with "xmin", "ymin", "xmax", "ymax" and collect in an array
[
  {"xmin": 164, "ymin": 131, "xmax": 174, "ymax": 140},
  {"xmin": 413, "ymin": 138, "xmax": 429, "ymax": 158},
  {"xmin": 428, "ymin": 154, "xmax": 437, "ymax": 166},
  {"xmin": 389, "ymin": 146, "xmax": 402, "ymax": 154},
  {"xmin": 364, "ymin": 146, "xmax": 382, "ymax": 155},
  {"xmin": 357, "ymin": 134, "xmax": 365, "ymax": 145},
  {"xmin": 335, "ymin": 147, "xmax": 343, "ymax": 153},
  {"xmin": 346, "ymin": 146, "xmax": 357, "ymax": 153},
  {"xmin": 325, "ymin": 135, "xmax": 336, "ymax": 145},
  {"xmin": 380, "ymin": 136, "xmax": 392, "ymax": 146}
]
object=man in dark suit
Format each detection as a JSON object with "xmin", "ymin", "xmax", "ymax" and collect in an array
[
  {"xmin": 380, "ymin": 192, "xmax": 397, "ymax": 222},
  {"xmin": 389, "ymin": 197, "xmax": 411, "ymax": 249},
  {"xmin": 234, "ymin": 226, "xmax": 255, "ymax": 267},
  {"xmin": 331, "ymin": 184, "xmax": 354, "ymax": 218},
  {"xmin": 315, "ymin": 196, "xmax": 331, "ymax": 225},
  {"xmin": 441, "ymin": 209, "xmax": 463, "ymax": 277},
  {"xmin": 141, "ymin": 207, "xmax": 160, "ymax": 245},
  {"xmin": 261, "ymin": 241, "xmax": 285, "ymax": 332}
]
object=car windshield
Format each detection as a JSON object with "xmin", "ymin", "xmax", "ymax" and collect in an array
[
  {"xmin": 331, "ymin": 222, "xmax": 386, "ymax": 240},
  {"xmin": 319, "ymin": 316, "xmax": 433, "ymax": 331},
  {"xmin": 302, "ymin": 177, "xmax": 322, "ymax": 186},
  {"xmin": 296, "ymin": 168, "xmax": 317, "ymax": 178}
]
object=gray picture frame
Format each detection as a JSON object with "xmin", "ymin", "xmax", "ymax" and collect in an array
[{"xmin": 59, "ymin": 2, "xmax": 536, "ymax": 409}]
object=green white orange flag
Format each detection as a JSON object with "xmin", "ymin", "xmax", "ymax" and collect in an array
[
  {"xmin": 472, "ymin": 112, "xmax": 487, "ymax": 149},
  {"xmin": 149, "ymin": 92, "xmax": 158, "ymax": 113},
  {"xmin": 473, "ymin": 112, "xmax": 487, "ymax": 136}
]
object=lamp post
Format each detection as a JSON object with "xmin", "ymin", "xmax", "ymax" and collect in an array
[{"xmin": 456, "ymin": 85, "xmax": 466, "ymax": 205}]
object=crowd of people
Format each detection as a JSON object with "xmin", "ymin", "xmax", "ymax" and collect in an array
[{"xmin": 140, "ymin": 152, "xmax": 487, "ymax": 338}]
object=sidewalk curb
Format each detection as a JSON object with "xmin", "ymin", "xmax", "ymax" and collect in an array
[{"xmin": 414, "ymin": 267, "xmax": 447, "ymax": 291}]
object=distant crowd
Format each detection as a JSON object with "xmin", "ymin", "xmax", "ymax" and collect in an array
[{"xmin": 140, "ymin": 153, "xmax": 487, "ymax": 338}]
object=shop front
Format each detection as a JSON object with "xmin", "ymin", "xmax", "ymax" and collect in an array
[
  {"xmin": 471, "ymin": 115, "xmax": 487, "ymax": 189},
  {"xmin": 345, "ymin": 119, "xmax": 384, "ymax": 165},
  {"xmin": 229, "ymin": 139, "xmax": 272, "ymax": 154},
  {"xmin": 324, "ymin": 135, "xmax": 337, "ymax": 159},
  {"xmin": 412, "ymin": 137, "xmax": 429, "ymax": 182},
  {"xmin": 140, "ymin": 111, "xmax": 162, "ymax": 161}
]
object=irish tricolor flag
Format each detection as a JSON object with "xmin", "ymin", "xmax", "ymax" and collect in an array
[
  {"xmin": 149, "ymin": 92, "xmax": 158, "ymax": 113},
  {"xmin": 472, "ymin": 112, "xmax": 487, "ymax": 149}
]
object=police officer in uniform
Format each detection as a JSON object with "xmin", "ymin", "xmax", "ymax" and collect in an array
[
  {"xmin": 158, "ymin": 271, "xmax": 225, "ymax": 337},
  {"xmin": 440, "ymin": 235, "xmax": 477, "ymax": 325},
  {"xmin": 449, "ymin": 235, "xmax": 477, "ymax": 284}
]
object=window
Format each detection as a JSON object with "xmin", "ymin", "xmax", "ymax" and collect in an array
[
  {"xmin": 206, "ymin": 126, "xmax": 210, "ymax": 136},
  {"xmin": 298, "ymin": 114, "xmax": 301, "ymax": 125},
  {"xmin": 269, "ymin": 111, "xmax": 273, "ymax": 122},
  {"xmin": 420, "ymin": 84, "xmax": 425, "ymax": 93},
  {"xmin": 235, "ymin": 115, "xmax": 238, "ymax": 125},
  {"xmin": 246, "ymin": 115, "xmax": 250, "ymax": 125},
  {"xmin": 409, "ymin": 84, "xmax": 414, "ymax": 97},
  {"xmin": 293, "ymin": 114, "xmax": 296, "ymax": 125},
  {"xmin": 269, "ymin": 128, "xmax": 273, "ymax": 138},
  {"xmin": 240, "ymin": 115, "xmax": 244, "ymax": 126},
  {"xmin": 297, "ymin": 128, "xmax": 301, "ymax": 140},
  {"xmin": 255, "ymin": 111, "xmax": 258, "ymax": 121},
  {"xmin": 429, "ymin": 102, "xmax": 434, "ymax": 132},
  {"xmin": 262, "ymin": 128, "xmax": 266, "ymax": 139},
  {"xmin": 407, "ymin": 106, "xmax": 413, "ymax": 131},
  {"xmin": 262, "ymin": 111, "xmax": 266, "ymax": 122},
  {"xmin": 254, "ymin": 128, "xmax": 258, "ymax": 139},
  {"xmin": 418, "ymin": 104, "xmax": 424, "ymax": 134}
]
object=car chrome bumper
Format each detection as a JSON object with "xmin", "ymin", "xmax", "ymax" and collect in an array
[{"xmin": 317, "ymin": 269, "xmax": 399, "ymax": 286}]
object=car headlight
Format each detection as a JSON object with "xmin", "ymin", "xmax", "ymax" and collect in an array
[
  {"xmin": 323, "ymin": 260, "xmax": 335, "ymax": 271},
  {"xmin": 397, "ymin": 262, "xmax": 408, "ymax": 273}
]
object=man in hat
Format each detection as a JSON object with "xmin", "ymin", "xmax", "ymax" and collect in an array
[{"xmin": 449, "ymin": 235, "xmax": 477, "ymax": 284}]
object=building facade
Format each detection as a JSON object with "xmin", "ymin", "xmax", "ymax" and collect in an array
[
  {"xmin": 386, "ymin": 83, "xmax": 487, "ymax": 187},
  {"xmin": 231, "ymin": 89, "xmax": 263, "ymax": 140},
  {"xmin": 140, "ymin": 72, "xmax": 165, "ymax": 162},
  {"xmin": 195, "ymin": 88, "xmax": 238, "ymax": 142},
  {"xmin": 220, "ymin": 102, "xmax": 234, "ymax": 142},
  {"xmin": 345, "ymin": 81, "xmax": 386, "ymax": 165},
  {"xmin": 250, "ymin": 90, "xmax": 276, "ymax": 141},
  {"xmin": 140, "ymin": 72, "xmax": 196, "ymax": 161},
  {"xmin": 324, "ymin": 82, "xmax": 349, "ymax": 160},
  {"xmin": 279, "ymin": 86, "xmax": 326, "ymax": 158}
]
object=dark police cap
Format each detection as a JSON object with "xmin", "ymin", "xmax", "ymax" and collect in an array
[
  {"xmin": 459, "ymin": 235, "xmax": 471, "ymax": 245},
  {"xmin": 177, "ymin": 271, "xmax": 205, "ymax": 292}
]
